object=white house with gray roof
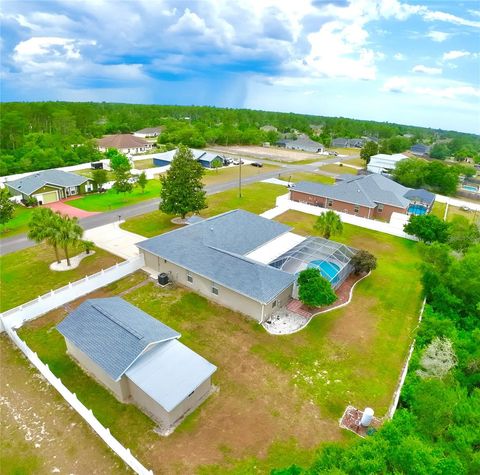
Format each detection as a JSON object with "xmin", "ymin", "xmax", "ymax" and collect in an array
[
  {"xmin": 57, "ymin": 297, "xmax": 216, "ymax": 428},
  {"xmin": 137, "ymin": 210, "xmax": 356, "ymax": 321},
  {"xmin": 367, "ymin": 153, "xmax": 408, "ymax": 175},
  {"xmin": 5, "ymin": 169, "xmax": 95, "ymax": 204},
  {"xmin": 152, "ymin": 148, "xmax": 224, "ymax": 169}
]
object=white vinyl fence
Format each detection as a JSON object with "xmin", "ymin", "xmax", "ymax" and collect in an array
[
  {"xmin": 0, "ymin": 255, "xmax": 144, "ymax": 333},
  {"xmin": 7, "ymin": 328, "xmax": 153, "ymax": 475},
  {"xmin": 435, "ymin": 193, "xmax": 480, "ymax": 211},
  {"xmin": 269, "ymin": 194, "xmax": 416, "ymax": 240}
]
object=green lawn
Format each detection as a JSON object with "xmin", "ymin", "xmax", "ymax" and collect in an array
[
  {"xmin": 19, "ymin": 212, "xmax": 422, "ymax": 473},
  {"xmin": 0, "ymin": 243, "xmax": 123, "ymax": 312},
  {"xmin": 342, "ymin": 157, "xmax": 364, "ymax": 167},
  {"xmin": 319, "ymin": 164, "xmax": 358, "ymax": 175},
  {"xmin": 447, "ymin": 204, "xmax": 480, "ymax": 223},
  {"xmin": 74, "ymin": 169, "xmax": 115, "ymax": 181},
  {"xmin": 121, "ymin": 182, "xmax": 287, "ymax": 237},
  {"xmin": 431, "ymin": 201, "xmax": 447, "ymax": 219},
  {"xmin": 285, "ymin": 172, "xmax": 335, "ymax": 185},
  {"xmin": 67, "ymin": 179, "xmax": 161, "ymax": 212},
  {"xmin": 133, "ymin": 158, "xmax": 154, "ymax": 170},
  {"xmin": 0, "ymin": 205, "xmax": 33, "ymax": 238}
]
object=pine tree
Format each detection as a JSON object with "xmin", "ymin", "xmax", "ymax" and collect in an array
[{"xmin": 160, "ymin": 145, "xmax": 207, "ymax": 219}]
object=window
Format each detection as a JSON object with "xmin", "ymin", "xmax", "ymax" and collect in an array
[
  {"xmin": 187, "ymin": 273, "xmax": 193, "ymax": 283},
  {"xmin": 212, "ymin": 284, "xmax": 219, "ymax": 295},
  {"xmin": 377, "ymin": 204, "xmax": 384, "ymax": 212},
  {"xmin": 327, "ymin": 199, "xmax": 333, "ymax": 207},
  {"xmin": 354, "ymin": 206, "xmax": 360, "ymax": 214}
]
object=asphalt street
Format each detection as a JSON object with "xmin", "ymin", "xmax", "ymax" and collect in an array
[{"xmin": 0, "ymin": 161, "xmax": 333, "ymax": 256}]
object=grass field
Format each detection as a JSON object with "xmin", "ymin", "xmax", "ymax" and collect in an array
[
  {"xmin": 342, "ymin": 157, "xmax": 364, "ymax": 167},
  {"xmin": 202, "ymin": 164, "xmax": 279, "ymax": 186},
  {"xmin": 133, "ymin": 158, "xmax": 154, "ymax": 170},
  {"xmin": 20, "ymin": 212, "xmax": 422, "ymax": 474},
  {"xmin": 329, "ymin": 147, "xmax": 360, "ymax": 156},
  {"xmin": 447, "ymin": 204, "xmax": 480, "ymax": 222},
  {"xmin": 74, "ymin": 168, "xmax": 116, "ymax": 181},
  {"xmin": 319, "ymin": 164, "xmax": 358, "ymax": 175},
  {"xmin": 284, "ymin": 172, "xmax": 335, "ymax": 184},
  {"xmin": 0, "ymin": 243, "xmax": 122, "ymax": 312},
  {"xmin": 68, "ymin": 179, "xmax": 161, "ymax": 212},
  {"xmin": 120, "ymin": 182, "xmax": 287, "ymax": 237},
  {"xmin": 0, "ymin": 205, "xmax": 33, "ymax": 238}
]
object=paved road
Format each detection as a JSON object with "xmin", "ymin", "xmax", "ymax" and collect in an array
[{"xmin": 1, "ymin": 163, "xmax": 323, "ymax": 256}]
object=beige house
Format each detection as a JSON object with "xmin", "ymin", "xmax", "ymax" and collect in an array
[
  {"xmin": 57, "ymin": 297, "xmax": 216, "ymax": 429},
  {"xmin": 96, "ymin": 134, "xmax": 153, "ymax": 154}
]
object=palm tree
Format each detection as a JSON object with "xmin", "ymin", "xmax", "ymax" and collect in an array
[
  {"xmin": 57, "ymin": 215, "xmax": 84, "ymax": 266},
  {"xmin": 27, "ymin": 208, "xmax": 62, "ymax": 263},
  {"xmin": 314, "ymin": 210, "xmax": 343, "ymax": 240}
]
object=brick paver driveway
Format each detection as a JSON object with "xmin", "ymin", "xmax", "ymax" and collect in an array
[{"xmin": 44, "ymin": 200, "xmax": 99, "ymax": 218}]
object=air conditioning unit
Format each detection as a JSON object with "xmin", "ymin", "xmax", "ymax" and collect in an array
[{"xmin": 157, "ymin": 273, "xmax": 169, "ymax": 286}]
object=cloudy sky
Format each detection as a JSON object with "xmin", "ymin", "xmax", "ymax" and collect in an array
[{"xmin": 1, "ymin": 0, "xmax": 479, "ymax": 133}]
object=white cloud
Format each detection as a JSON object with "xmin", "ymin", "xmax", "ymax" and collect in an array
[
  {"xmin": 382, "ymin": 76, "xmax": 409, "ymax": 93},
  {"xmin": 382, "ymin": 76, "xmax": 480, "ymax": 100},
  {"xmin": 426, "ymin": 30, "xmax": 450, "ymax": 42},
  {"xmin": 412, "ymin": 64, "xmax": 442, "ymax": 75},
  {"xmin": 394, "ymin": 52, "xmax": 406, "ymax": 61},
  {"xmin": 442, "ymin": 50, "xmax": 470, "ymax": 61},
  {"xmin": 421, "ymin": 9, "xmax": 480, "ymax": 28}
]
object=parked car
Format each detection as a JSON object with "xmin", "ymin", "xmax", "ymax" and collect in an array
[
  {"xmin": 223, "ymin": 158, "xmax": 232, "ymax": 166},
  {"xmin": 233, "ymin": 159, "xmax": 245, "ymax": 165},
  {"xmin": 251, "ymin": 162, "xmax": 263, "ymax": 167}
]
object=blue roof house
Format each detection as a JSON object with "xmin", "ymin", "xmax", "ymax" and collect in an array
[
  {"xmin": 137, "ymin": 210, "xmax": 299, "ymax": 322},
  {"xmin": 153, "ymin": 148, "xmax": 224, "ymax": 168},
  {"xmin": 57, "ymin": 297, "xmax": 216, "ymax": 429}
]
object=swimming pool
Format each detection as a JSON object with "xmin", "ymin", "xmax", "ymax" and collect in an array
[
  {"xmin": 462, "ymin": 185, "xmax": 478, "ymax": 193},
  {"xmin": 308, "ymin": 260, "xmax": 340, "ymax": 283},
  {"xmin": 408, "ymin": 204, "xmax": 428, "ymax": 215}
]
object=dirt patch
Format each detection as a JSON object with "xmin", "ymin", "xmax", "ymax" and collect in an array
[
  {"xmin": 0, "ymin": 336, "xmax": 128, "ymax": 475},
  {"xmin": 207, "ymin": 145, "xmax": 323, "ymax": 162}
]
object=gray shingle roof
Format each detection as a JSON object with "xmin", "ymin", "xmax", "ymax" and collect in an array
[
  {"xmin": 6, "ymin": 170, "xmax": 89, "ymax": 195},
  {"xmin": 137, "ymin": 210, "xmax": 296, "ymax": 303},
  {"xmin": 405, "ymin": 188, "xmax": 435, "ymax": 205},
  {"xmin": 294, "ymin": 174, "xmax": 412, "ymax": 208},
  {"xmin": 135, "ymin": 127, "xmax": 162, "ymax": 134},
  {"xmin": 152, "ymin": 148, "xmax": 223, "ymax": 164},
  {"xmin": 277, "ymin": 137, "xmax": 324, "ymax": 152},
  {"xmin": 126, "ymin": 339, "xmax": 216, "ymax": 412},
  {"xmin": 57, "ymin": 297, "xmax": 180, "ymax": 381}
]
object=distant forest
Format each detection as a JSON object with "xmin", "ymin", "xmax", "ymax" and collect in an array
[{"xmin": 1, "ymin": 102, "xmax": 479, "ymax": 175}]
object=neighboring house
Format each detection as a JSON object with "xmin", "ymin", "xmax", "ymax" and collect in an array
[
  {"xmin": 137, "ymin": 210, "xmax": 356, "ymax": 321},
  {"xmin": 331, "ymin": 138, "xmax": 365, "ymax": 148},
  {"xmin": 276, "ymin": 136, "xmax": 325, "ymax": 153},
  {"xmin": 57, "ymin": 297, "xmax": 216, "ymax": 429},
  {"xmin": 367, "ymin": 153, "xmax": 408, "ymax": 175},
  {"xmin": 260, "ymin": 125, "xmax": 278, "ymax": 132},
  {"xmin": 5, "ymin": 169, "xmax": 95, "ymax": 204},
  {"xmin": 96, "ymin": 134, "xmax": 153, "ymax": 154},
  {"xmin": 152, "ymin": 148, "xmax": 224, "ymax": 169},
  {"xmin": 290, "ymin": 174, "xmax": 435, "ymax": 220},
  {"xmin": 134, "ymin": 127, "xmax": 163, "ymax": 138},
  {"xmin": 410, "ymin": 143, "xmax": 431, "ymax": 156}
]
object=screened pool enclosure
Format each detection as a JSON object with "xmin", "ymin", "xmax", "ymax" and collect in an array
[{"xmin": 269, "ymin": 237, "xmax": 357, "ymax": 288}]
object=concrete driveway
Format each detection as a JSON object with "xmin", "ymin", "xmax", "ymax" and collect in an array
[
  {"xmin": 45, "ymin": 201, "xmax": 99, "ymax": 218},
  {"xmin": 84, "ymin": 221, "xmax": 146, "ymax": 259}
]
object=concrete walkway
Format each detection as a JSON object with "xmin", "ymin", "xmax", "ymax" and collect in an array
[{"xmin": 83, "ymin": 221, "xmax": 145, "ymax": 259}]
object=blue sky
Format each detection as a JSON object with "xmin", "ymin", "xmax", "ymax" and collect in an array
[{"xmin": 1, "ymin": 0, "xmax": 479, "ymax": 133}]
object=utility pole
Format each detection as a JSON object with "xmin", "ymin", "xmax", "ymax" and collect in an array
[{"xmin": 239, "ymin": 158, "xmax": 242, "ymax": 198}]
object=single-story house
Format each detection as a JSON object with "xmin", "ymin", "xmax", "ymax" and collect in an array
[
  {"xmin": 276, "ymin": 137, "xmax": 325, "ymax": 153},
  {"xmin": 290, "ymin": 174, "xmax": 435, "ymax": 220},
  {"xmin": 260, "ymin": 125, "xmax": 278, "ymax": 132},
  {"xmin": 137, "ymin": 210, "xmax": 356, "ymax": 321},
  {"xmin": 96, "ymin": 134, "xmax": 153, "ymax": 154},
  {"xmin": 152, "ymin": 148, "xmax": 224, "ymax": 169},
  {"xmin": 134, "ymin": 127, "xmax": 163, "ymax": 138},
  {"xmin": 410, "ymin": 143, "xmax": 431, "ymax": 156},
  {"xmin": 331, "ymin": 138, "xmax": 365, "ymax": 148},
  {"xmin": 367, "ymin": 153, "xmax": 408, "ymax": 175},
  {"xmin": 5, "ymin": 169, "xmax": 96, "ymax": 204},
  {"xmin": 57, "ymin": 297, "xmax": 216, "ymax": 428}
]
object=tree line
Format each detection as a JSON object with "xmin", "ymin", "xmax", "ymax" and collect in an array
[{"xmin": 2, "ymin": 102, "xmax": 478, "ymax": 176}]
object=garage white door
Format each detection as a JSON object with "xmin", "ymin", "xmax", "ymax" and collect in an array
[{"xmin": 37, "ymin": 191, "xmax": 59, "ymax": 204}]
